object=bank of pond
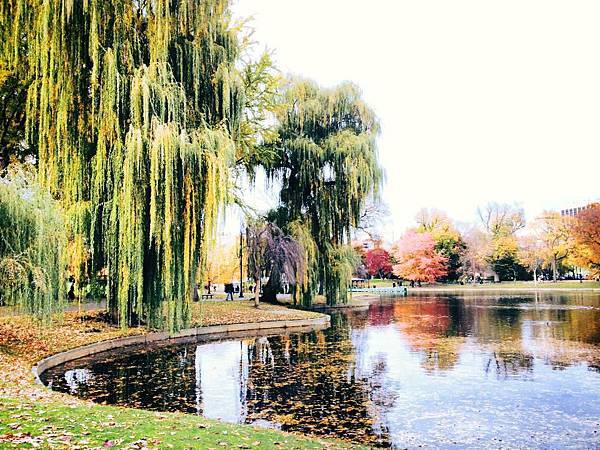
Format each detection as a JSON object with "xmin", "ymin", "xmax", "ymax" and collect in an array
[{"xmin": 37, "ymin": 293, "xmax": 600, "ymax": 448}]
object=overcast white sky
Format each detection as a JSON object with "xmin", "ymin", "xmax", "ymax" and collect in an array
[{"xmin": 231, "ymin": 0, "xmax": 600, "ymax": 236}]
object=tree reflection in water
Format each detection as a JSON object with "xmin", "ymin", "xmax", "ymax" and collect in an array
[
  {"xmin": 241, "ymin": 318, "xmax": 392, "ymax": 446},
  {"xmin": 43, "ymin": 293, "xmax": 600, "ymax": 448}
]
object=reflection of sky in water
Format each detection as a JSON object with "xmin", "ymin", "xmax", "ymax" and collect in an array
[
  {"xmin": 63, "ymin": 368, "xmax": 93, "ymax": 394},
  {"xmin": 351, "ymin": 321, "xmax": 600, "ymax": 447},
  {"xmin": 44, "ymin": 293, "xmax": 600, "ymax": 448},
  {"xmin": 195, "ymin": 340, "xmax": 248, "ymax": 422}
]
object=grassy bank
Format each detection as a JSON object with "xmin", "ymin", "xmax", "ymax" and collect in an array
[
  {"xmin": 275, "ymin": 293, "xmax": 381, "ymax": 311},
  {"xmin": 0, "ymin": 398, "xmax": 357, "ymax": 449},
  {"xmin": 0, "ymin": 302, "xmax": 360, "ymax": 449},
  {"xmin": 366, "ymin": 279, "xmax": 600, "ymax": 291}
]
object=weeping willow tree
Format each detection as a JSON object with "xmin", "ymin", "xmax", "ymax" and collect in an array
[
  {"xmin": 266, "ymin": 79, "xmax": 382, "ymax": 306},
  {"xmin": 0, "ymin": 163, "xmax": 66, "ymax": 318},
  {"xmin": 246, "ymin": 220, "xmax": 304, "ymax": 307},
  {"xmin": 1, "ymin": 0, "xmax": 246, "ymax": 329}
]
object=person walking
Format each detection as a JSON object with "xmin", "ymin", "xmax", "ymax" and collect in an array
[{"xmin": 225, "ymin": 283, "xmax": 234, "ymax": 301}]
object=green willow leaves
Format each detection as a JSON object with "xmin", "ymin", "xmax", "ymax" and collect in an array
[
  {"xmin": 1, "ymin": 0, "xmax": 244, "ymax": 329},
  {"xmin": 0, "ymin": 164, "xmax": 66, "ymax": 318},
  {"xmin": 0, "ymin": 1, "xmax": 382, "ymax": 323},
  {"xmin": 266, "ymin": 79, "xmax": 382, "ymax": 306}
]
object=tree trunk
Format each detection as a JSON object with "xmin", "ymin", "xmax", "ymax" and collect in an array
[
  {"xmin": 552, "ymin": 257, "xmax": 558, "ymax": 282},
  {"xmin": 254, "ymin": 278, "xmax": 260, "ymax": 307},
  {"xmin": 262, "ymin": 273, "xmax": 279, "ymax": 304}
]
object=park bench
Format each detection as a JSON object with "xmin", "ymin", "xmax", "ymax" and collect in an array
[{"xmin": 201, "ymin": 293, "xmax": 214, "ymax": 300}]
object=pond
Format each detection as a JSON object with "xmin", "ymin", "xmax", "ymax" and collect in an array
[{"xmin": 42, "ymin": 293, "xmax": 600, "ymax": 448}]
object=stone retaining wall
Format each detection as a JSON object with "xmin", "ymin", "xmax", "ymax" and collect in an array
[{"xmin": 33, "ymin": 315, "xmax": 330, "ymax": 385}]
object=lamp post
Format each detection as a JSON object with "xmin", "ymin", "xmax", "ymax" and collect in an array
[{"xmin": 239, "ymin": 227, "xmax": 244, "ymax": 298}]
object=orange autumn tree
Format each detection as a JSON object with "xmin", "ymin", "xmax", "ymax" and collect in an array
[
  {"xmin": 391, "ymin": 231, "xmax": 448, "ymax": 284},
  {"xmin": 571, "ymin": 203, "xmax": 600, "ymax": 277}
]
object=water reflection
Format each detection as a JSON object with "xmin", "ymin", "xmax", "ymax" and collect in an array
[
  {"xmin": 196, "ymin": 340, "xmax": 249, "ymax": 422},
  {"xmin": 43, "ymin": 294, "xmax": 600, "ymax": 447}
]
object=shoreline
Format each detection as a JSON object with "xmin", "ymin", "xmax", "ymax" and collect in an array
[
  {"xmin": 406, "ymin": 286, "xmax": 600, "ymax": 293},
  {"xmin": 308, "ymin": 287, "xmax": 600, "ymax": 312},
  {"xmin": 33, "ymin": 315, "xmax": 330, "ymax": 386},
  {"xmin": 0, "ymin": 303, "xmax": 365, "ymax": 449}
]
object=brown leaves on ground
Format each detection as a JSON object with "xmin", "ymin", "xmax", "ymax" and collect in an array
[
  {"xmin": 191, "ymin": 300, "xmax": 320, "ymax": 327},
  {"xmin": 0, "ymin": 311, "xmax": 143, "ymax": 366}
]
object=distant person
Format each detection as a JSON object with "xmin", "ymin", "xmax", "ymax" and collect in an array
[
  {"xmin": 225, "ymin": 283, "xmax": 234, "ymax": 301},
  {"xmin": 67, "ymin": 275, "xmax": 76, "ymax": 301}
]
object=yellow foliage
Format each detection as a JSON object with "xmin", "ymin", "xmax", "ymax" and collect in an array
[
  {"xmin": 204, "ymin": 240, "xmax": 240, "ymax": 284},
  {"xmin": 532, "ymin": 212, "xmax": 575, "ymax": 268},
  {"xmin": 491, "ymin": 235, "xmax": 519, "ymax": 260}
]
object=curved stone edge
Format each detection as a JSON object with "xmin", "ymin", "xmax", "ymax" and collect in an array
[{"xmin": 32, "ymin": 315, "xmax": 330, "ymax": 386}]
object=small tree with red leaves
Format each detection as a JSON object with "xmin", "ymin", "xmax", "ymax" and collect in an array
[{"xmin": 364, "ymin": 248, "xmax": 393, "ymax": 278}]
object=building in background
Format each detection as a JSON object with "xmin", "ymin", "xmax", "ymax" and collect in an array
[{"xmin": 560, "ymin": 201, "xmax": 598, "ymax": 217}]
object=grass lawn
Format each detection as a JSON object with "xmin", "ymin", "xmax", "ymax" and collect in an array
[
  {"xmin": 0, "ymin": 302, "xmax": 359, "ymax": 449},
  {"xmin": 0, "ymin": 398, "xmax": 360, "ymax": 449}
]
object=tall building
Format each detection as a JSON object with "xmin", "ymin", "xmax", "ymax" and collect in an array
[
  {"xmin": 560, "ymin": 205, "xmax": 591, "ymax": 217},
  {"xmin": 560, "ymin": 203, "xmax": 593, "ymax": 217}
]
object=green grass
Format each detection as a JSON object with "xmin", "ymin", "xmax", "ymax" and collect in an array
[{"xmin": 0, "ymin": 398, "xmax": 362, "ymax": 449}]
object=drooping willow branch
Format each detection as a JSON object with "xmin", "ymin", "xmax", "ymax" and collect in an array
[
  {"xmin": 1, "ymin": 0, "xmax": 244, "ymax": 329},
  {"xmin": 266, "ymin": 79, "xmax": 382, "ymax": 306},
  {"xmin": 0, "ymin": 164, "xmax": 66, "ymax": 318},
  {"xmin": 246, "ymin": 221, "xmax": 304, "ymax": 307}
]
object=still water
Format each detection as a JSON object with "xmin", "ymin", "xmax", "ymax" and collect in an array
[{"xmin": 43, "ymin": 293, "xmax": 600, "ymax": 448}]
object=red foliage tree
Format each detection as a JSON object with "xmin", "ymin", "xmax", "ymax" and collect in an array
[
  {"xmin": 364, "ymin": 248, "xmax": 393, "ymax": 278},
  {"xmin": 391, "ymin": 231, "xmax": 448, "ymax": 283}
]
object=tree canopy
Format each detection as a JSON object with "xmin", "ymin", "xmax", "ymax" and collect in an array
[
  {"xmin": 1, "ymin": 0, "xmax": 249, "ymax": 329},
  {"xmin": 0, "ymin": 164, "xmax": 65, "ymax": 317},
  {"xmin": 364, "ymin": 248, "xmax": 393, "ymax": 279},
  {"xmin": 571, "ymin": 204, "xmax": 600, "ymax": 277},
  {"xmin": 246, "ymin": 221, "xmax": 304, "ymax": 307},
  {"xmin": 392, "ymin": 231, "xmax": 448, "ymax": 283},
  {"xmin": 266, "ymin": 79, "xmax": 382, "ymax": 306},
  {"xmin": 0, "ymin": 1, "xmax": 386, "ymax": 321},
  {"xmin": 415, "ymin": 208, "xmax": 465, "ymax": 281}
]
